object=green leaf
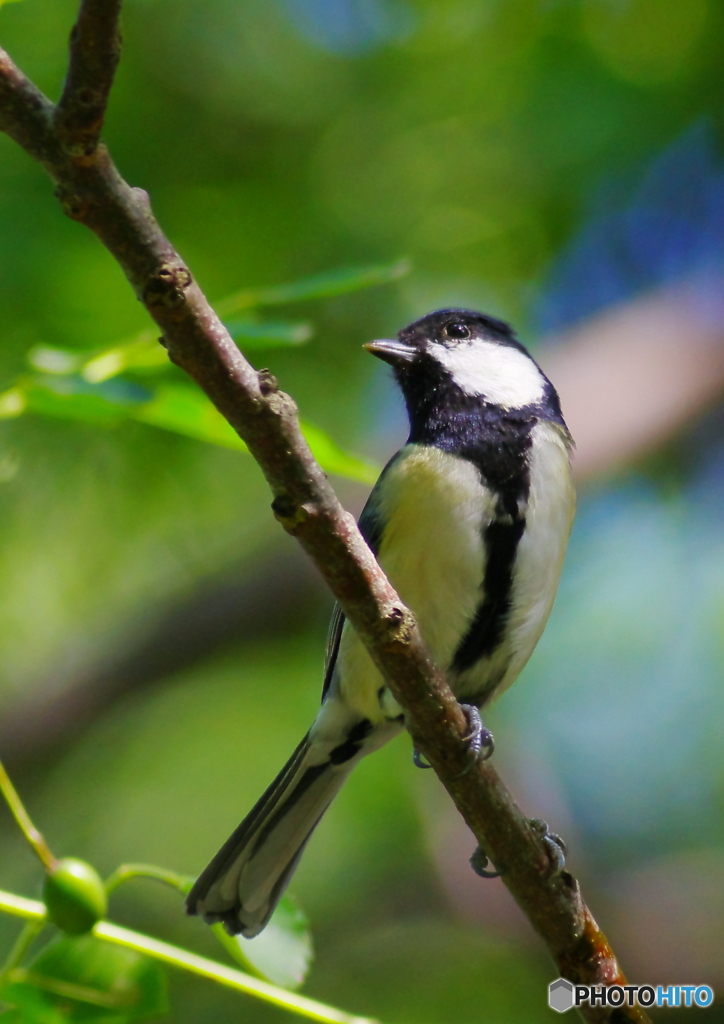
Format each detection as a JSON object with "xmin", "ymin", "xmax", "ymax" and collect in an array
[
  {"xmin": 13, "ymin": 370, "xmax": 379, "ymax": 483},
  {"xmin": 81, "ymin": 333, "xmax": 164, "ymax": 385},
  {"xmin": 0, "ymin": 387, "xmax": 26, "ymax": 419},
  {"xmin": 224, "ymin": 319, "xmax": 313, "ymax": 347},
  {"xmin": 38, "ymin": 261, "xmax": 408, "ymax": 384},
  {"xmin": 212, "ymin": 895, "xmax": 313, "ymax": 991},
  {"xmin": 81, "ymin": 319, "xmax": 311, "ymax": 385},
  {"xmin": 216, "ymin": 258, "xmax": 411, "ymax": 316},
  {"xmin": 133, "ymin": 383, "xmax": 380, "ymax": 483},
  {"xmin": 0, "ymin": 935, "xmax": 168, "ymax": 1023},
  {"xmin": 300, "ymin": 420, "xmax": 379, "ymax": 485},
  {"xmin": 24, "ymin": 376, "xmax": 152, "ymax": 426},
  {"xmin": 132, "ymin": 383, "xmax": 246, "ymax": 451},
  {"xmin": 0, "ymin": 983, "xmax": 65, "ymax": 1024},
  {"xmin": 28, "ymin": 346, "xmax": 84, "ymax": 375}
]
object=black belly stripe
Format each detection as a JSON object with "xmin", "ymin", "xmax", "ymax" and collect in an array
[
  {"xmin": 385, "ymin": 336, "xmax": 565, "ymax": 684},
  {"xmin": 452, "ymin": 511, "xmax": 525, "ymax": 673}
]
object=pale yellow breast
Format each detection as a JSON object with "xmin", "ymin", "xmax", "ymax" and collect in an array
[
  {"xmin": 337, "ymin": 446, "xmax": 493, "ymax": 720},
  {"xmin": 498, "ymin": 420, "xmax": 575, "ymax": 691}
]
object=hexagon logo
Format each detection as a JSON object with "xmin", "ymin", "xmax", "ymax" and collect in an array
[{"xmin": 549, "ymin": 978, "xmax": 574, "ymax": 1013}]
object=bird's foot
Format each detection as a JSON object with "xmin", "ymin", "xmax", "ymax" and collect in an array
[
  {"xmin": 455, "ymin": 704, "xmax": 494, "ymax": 776},
  {"xmin": 470, "ymin": 820, "xmax": 566, "ymax": 881},
  {"xmin": 470, "ymin": 844, "xmax": 500, "ymax": 879},
  {"xmin": 413, "ymin": 706, "xmax": 493, "ymax": 772},
  {"xmin": 412, "ymin": 747, "xmax": 432, "ymax": 769},
  {"xmin": 529, "ymin": 818, "xmax": 567, "ymax": 874}
]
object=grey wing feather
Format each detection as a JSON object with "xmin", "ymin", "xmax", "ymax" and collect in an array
[
  {"xmin": 321, "ymin": 603, "xmax": 345, "ymax": 701},
  {"xmin": 319, "ymin": 450, "xmax": 402, "ymax": 702},
  {"xmin": 186, "ymin": 733, "xmax": 311, "ymax": 913}
]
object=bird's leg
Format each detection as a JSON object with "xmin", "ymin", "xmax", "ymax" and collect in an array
[
  {"xmin": 529, "ymin": 818, "xmax": 567, "ymax": 873},
  {"xmin": 456, "ymin": 704, "xmax": 494, "ymax": 775},
  {"xmin": 461, "ymin": 703, "xmax": 495, "ymax": 760}
]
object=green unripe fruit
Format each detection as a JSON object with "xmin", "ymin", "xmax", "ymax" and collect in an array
[{"xmin": 43, "ymin": 857, "xmax": 107, "ymax": 935}]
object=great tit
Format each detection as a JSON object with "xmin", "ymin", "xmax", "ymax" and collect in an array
[{"xmin": 186, "ymin": 308, "xmax": 576, "ymax": 937}]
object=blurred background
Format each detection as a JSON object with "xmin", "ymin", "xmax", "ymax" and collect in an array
[{"xmin": 1, "ymin": 0, "xmax": 723, "ymax": 1020}]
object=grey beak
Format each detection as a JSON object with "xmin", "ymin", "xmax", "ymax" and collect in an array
[{"xmin": 363, "ymin": 338, "xmax": 417, "ymax": 366}]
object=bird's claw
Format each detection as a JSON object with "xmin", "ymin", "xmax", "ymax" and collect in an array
[
  {"xmin": 413, "ymin": 705, "xmax": 493, "ymax": 772},
  {"xmin": 470, "ymin": 844, "xmax": 500, "ymax": 879},
  {"xmin": 529, "ymin": 818, "xmax": 567, "ymax": 873},
  {"xmin": 412, "ymin": 747, "xmax": 432, "ymax": 769},
  {"xmin": 470, "ymin": 819, "xmax": 566, "ymax": 882},
  {"xmin": 455, "ymin": 704, "xmax": 494, "ymax": 776}
]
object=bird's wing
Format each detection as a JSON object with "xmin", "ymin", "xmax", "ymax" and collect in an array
[
  {"xmin": 321, "ymin": 602, "xmax": 345, "ymax": 701},
  {"xmin": 320, "ymin": 448, "xmax": 404, "ymax": 701}
]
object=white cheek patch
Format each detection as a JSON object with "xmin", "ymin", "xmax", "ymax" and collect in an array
[{"xmin": 434, "ymin": 340, "xmax": 546, "ymax": 408}]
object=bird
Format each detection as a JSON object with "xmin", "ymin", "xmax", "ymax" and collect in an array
[{"xmin": 186, "ymin": 308, "xmax": 576, "ymax": 937}]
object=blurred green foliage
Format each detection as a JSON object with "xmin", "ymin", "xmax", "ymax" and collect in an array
[
  {"xmin": 1, "ymin": 0, "xmax": 724, "ymax": 1021},
  {"xmin": 1, "ymin": 259, "xmax": 411, "ymax": 485},
  {"xmin": 1, "ymin": 933, "xmax": 168, "ymax": 1024}
]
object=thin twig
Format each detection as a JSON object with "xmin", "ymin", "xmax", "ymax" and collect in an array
[
  {"xmin": 0, "ymin": 15, "xmax": 650, "ymax": 1022},
  {"xmin": 0, "ymin": 757, "xmax": 57, "ymax": 872},
  {"xmin": 54, "ymin": 0, "xmax": 123, "ymax": 156},
  {"xmin": 98, "ymin": 921, "xmax": 378, "ymax": 1024},
  {"xmin": 104, "ymin": 863, "xmax": 191, "ymax": 895},
  {"xmin": 0, "ymin": 889, "xmax": 377, "ymax": 1024}
]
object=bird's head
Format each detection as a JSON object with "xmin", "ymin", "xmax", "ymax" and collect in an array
[{"xmin": 365, "ymin": 308, "xmax": 548, "ymax": 412}]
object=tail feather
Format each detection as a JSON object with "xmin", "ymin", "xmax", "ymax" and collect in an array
[{"xmin": 186, "ymin": 734, "xmax": 356, "ymax": 937}]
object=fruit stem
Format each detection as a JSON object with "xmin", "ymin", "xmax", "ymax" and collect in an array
[
  {"xmin": 104, "ymin": 863, "xmax": 192, "ymax": 895},
  {"xmin": 0, "ymin": 756, "xmax": 57, "ymax": 871}
]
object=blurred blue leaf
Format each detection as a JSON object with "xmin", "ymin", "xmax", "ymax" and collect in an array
[
  {"xmin": 535, "ymin": 121, "xmax": 724, "ymax": 333},
  {"xmin": 279, "ymin": 0, "xmax": 415, "ymax": 55}
]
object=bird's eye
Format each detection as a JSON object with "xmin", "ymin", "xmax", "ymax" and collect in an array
[{"xmin": 445, "ymin": 322, "xmax": 470, "ymax": 340}]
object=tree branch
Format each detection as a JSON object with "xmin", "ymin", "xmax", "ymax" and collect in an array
[
  {"xmin": 0, "ymin": 50, "xmax": 56, "ymax": 162},
  {"xmin": 0, "ymin": 11, "xmax": 649, "ymax": 1022},
  {"xmin": 54, "ymin": 0, "xmax": 123, "ymax": 156}
]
